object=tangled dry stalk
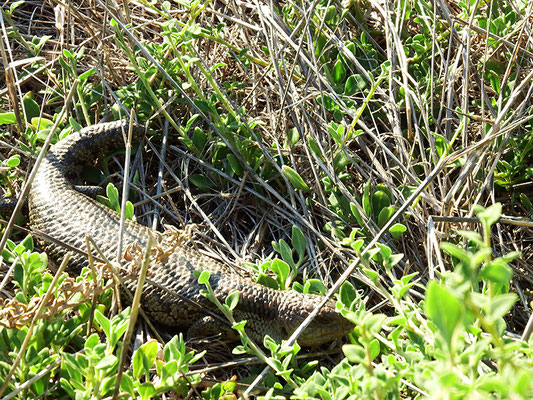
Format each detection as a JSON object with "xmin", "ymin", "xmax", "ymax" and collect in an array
[{"xmin": 1, "ymin": 0, "xmax": 533, "ymax": 396}]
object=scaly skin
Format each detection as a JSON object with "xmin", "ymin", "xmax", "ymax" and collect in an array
[{"xmin": 28, "ymin": 120, "xmax": 354, "ymax": 346}]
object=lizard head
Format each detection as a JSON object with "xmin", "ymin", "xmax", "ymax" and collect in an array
[
  {"xmin": 279, "ymin": 294, "xmax": 355, "ymax": 347},
  {"xmin": 235, "ymin": 288, "xmax": 354, "ymax": 347}
]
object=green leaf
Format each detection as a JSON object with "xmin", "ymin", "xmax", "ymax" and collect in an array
[
  {"xmin": 79, "ymin": 68, "xmax": 95, "ymax": 82},
  {"xmin": 332, "ymin": 59, "xmax": 346, "ymax": 84},
  {"xmin": 401, "ymin": 272, "xmax": 418, "ymax": 285},
  {"xmin": 387, "ymin": 253, "xmax": 404, "ymax": 269},
  {"xmin": 333, "ymin": 150, "xmax": 351, "ymax": 172},
  {"xmin": 20, "ymin": 234, "xmax": 33, "ymax": 252},
  {"xmin": 96, "ymin": 194, "xmax": 112, "ymax": 209},
  {"xmin": 5, "ymin": 154, "xmax": 20, "ymax": 168},
  {"xmin": 480, "ymin": 262, "xmax": 513, "ymax": 285},
  {"xmin": 375, "ymin": 243, "xmax": 392, "ymax": 259},
  {"xmin": 458, "ymin": 230, "xmax": 484, "ymax": 247},
  {"xmin": 389, "ymin": 223, "xmax": 407, "ymax": 240},
  {"xmin": 512, "ymin": 370, "xmax": 531, "ymax": 397},
  {"xmin": 471, "ymin": 292, "xmax": 490, "ymax": 310},
  {"xmin": 425, "ymin": 281, "xmax": 463, "ymax": 350},
  {"xmin": 69, "ymin": 117, "xmax": 83, "ymax": 132},
  {"xmin": 62, "ymin": 48, "xmax": 73, "ymax": 59},
  {"xmin": 288, "ymin": 127, "xmax": 299, "ymax": 147},
  {"xmin": 193, "ymin": 99, "xmax": 215, "ymax": 116},
  {"xmin": 160, "ymin": 360, "xmax": 179, "ymax": 386},
  {"xmin": 320, "ymin": 94, "xmax": 337, "ymax": 112},
  {"xmin": 106, "ymin": 183, "xmax": 120, "ymax": 212},
  {"xmin": 372, "ymin": 190, "xmax": 390, "ymax": 216},
  {"xmin": 475, "ymin": 203, "xmax": 502, "ymax": 228},
  {"xmin": 133, "ymin": 340, "xmax": 158, "ymax": 380},
  {"xmin": 58, "ymin": 55, "xmax": 73, "ymax": 75},
  {"xmin": 95, "ymin": 354, "xmax": 118, "ymax": 370},
  {"xmin": 120, "ymin": 373, "xmax": 135, "ymax": 397},
  {"xmin": 324, "ymin": 5, "xmax": 337, "ymax": 23},
  {"xmin": 302, "ymin": 279, "xmax": 326, "ymax": 295},
  {"xmin": 223, "ymin": 379, "xmax": 236, "ymax": 393},
  {"xmin": 257, "ymin": 274, "xmax": 279, "ymax": 289},
  {"xmin": 434, "ymin": 133, "xmax": 450, "ymax": 158},
  {"xmin": 94, "ymin": 310, "xmax": 111, "ymax": 340},
  {"xmin": 189, "ymin": 174, "xmax": 215, "ymax": 191},
  {"xmin": 61, "ymin": 353, "xmax": 85, "ymax": 383},
  {"xmin": 232, "ymin": 345, "xmax": 247, "ymax": 355},
  {"xmin": 273, "ymin": 239, "xmax": 295, "ymax": 269},
  {"xmin": 344, "ymin": 74, "xmax": 366, "ymax": 95},
  {"xmin": 362, "ymin": 181, "xmax": 371, "ymax": 216},
  {"xmin": 23, "ymin": 93, "xmax": 40, "ymax": 122},
  {"xmin": 368, "ymin": 338, "xmax": 381, "ymax": 361},
  {"xmin": 377, "ymin": 206, "xmax": 394, "ymax": 228},
  {"xmin": 350, "ymin": 202, "xmax": 365, "ymax": 227},
  {"xmin": 339, "ymin": 281, "xmax": 357, "ymax": 307},
  {"xmin": 125, "ymin": 201, "xmax": 134, "ymax": 220},
  {"xmin": 192, "ymin": 128, "xmax": 207, "ymax": 153},
  {"xmin": 227, "ymin": 154, "xmax": 243, "ymax": 175},
  {"xmin": 307, "ymin": 136, "xmax": 324, "ymax": 161},
  {"xmin": 232, "ymin": 321, "xmax": 247, "ymax": 332},
  {"xmin": 270, "ymin": 259, "xmax": 290, "ymax": 289},
  {"xmin": 9, "ymin": 0, "xmax": 25, "ymax": 14},
  {"xmin": 292, "ymin": 281, "xmax": 304, "ymax": 293},
  {"xmin": 0, "ymin": 112, "xmax": 16, "ymax": 124},
  {"xmin": 342, "ymin": 344, "xmax": 365, "ymax": 363},
  {"xmin": 291, "ymin": 226, "xmax": 307, "ymax": 262},
  {"xmin": 488, "ymin": 293, "xmax": 517, "ymax": 320},
  {"xmin": 327, "ymin": 122, "xmax": 344, "ymax": 145},
  {"xmin": 362, "ymin": 267, "xmax": 379, "ymax": 283},
  {"xmin": 350, "ymin": 239, "xmax": 364, "ymax": 252},
  {"xmin": 163, "ymin": 334, "xmax": 186, "ymax": 363},
  {"xmin": 35, "ymin": 127, "xmax": 51, "ymax": 142},
  {"xmin": 110, "ymin": 313, "xmax": 130, "ymax": 349},
  {"xmin": 138, "ymin": 382, "xmax": 156, "ymax": 400},
  {"xmin": 282, "ymin": 165, "xmax": 311, "ymax": 192},
  {"xmin": 225, "ymin": 291, "xmax": 240, "ymax": 311},
  {"xmin": 59, "ymin": 377, "xmax": 75, "ymax": 399},
  {"xmin": 198, "ymin": 270, "xmax": 210, "ymax": 285},
  {"xmin": 440, "ymin": 242, "xmax": 470, "ymax": 262},
  {"xmin": 363, "ymin": 314, "xmax": 386, "ymax": 336}
]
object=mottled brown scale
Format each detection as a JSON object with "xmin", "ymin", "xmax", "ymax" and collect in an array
[{"xmin": 28, "ymin": 120, "xmax": 354, "ymax": 346}]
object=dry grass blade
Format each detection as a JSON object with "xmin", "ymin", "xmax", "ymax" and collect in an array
[
  {"xmin": 1, "ymin": 0, "xmax": 533, "ymax": 397},
  {"xmin": 111, "ymin": 233, "xmax": 153, "ymax": 400},
  {"xmin": 117, "ymin": 113, "xmax": 136, "ymax": 261}
]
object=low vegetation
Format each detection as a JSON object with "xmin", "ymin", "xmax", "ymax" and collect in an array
[{"xmin": 0, "ymin": 0, "xmax": 532, "ymax": 398}]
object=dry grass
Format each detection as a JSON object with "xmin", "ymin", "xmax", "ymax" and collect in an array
[{"xmin": 1, "ymin": 0, "xmax": 533, "ymax": 397}]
